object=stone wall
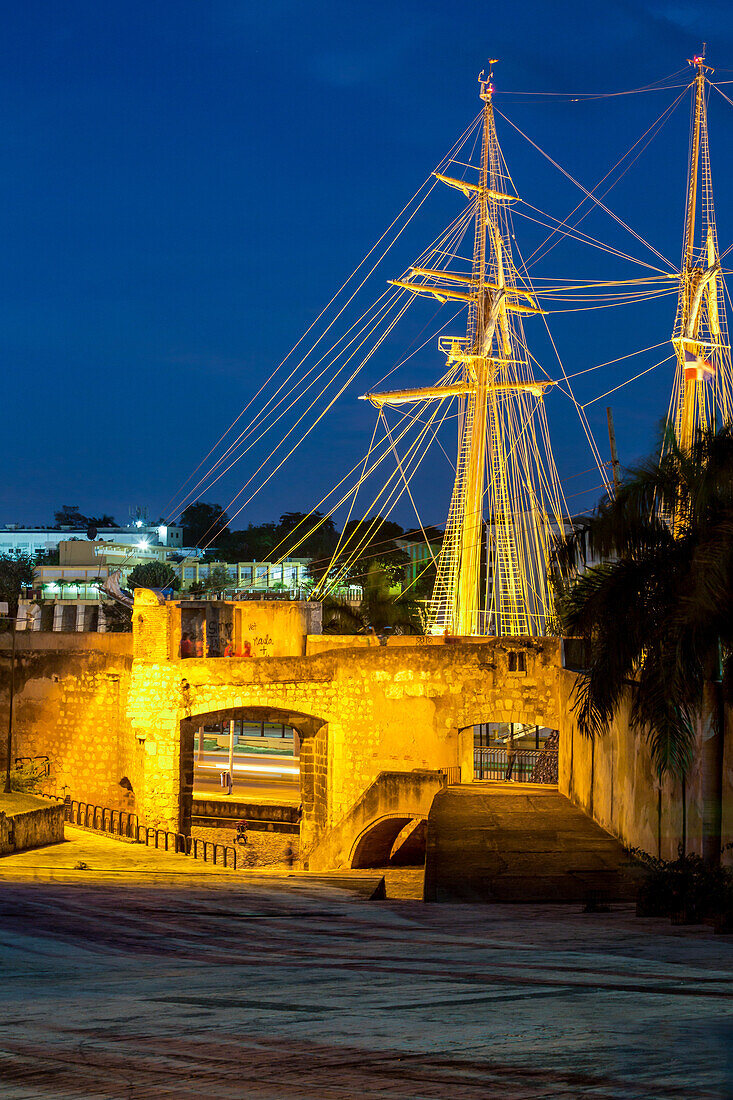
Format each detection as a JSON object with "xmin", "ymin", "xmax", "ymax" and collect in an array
[
  {"xmin": 3, "ymin": 594, "xmax": 566, "ymax": 861},
  {"xmin": 0, "ymin": 632, "xmax": 139, "ymax": 814},
  {"xmin": 0, "ymin": 799, "xmax": 65, "ymax": 855},
  {"xmin": 7, "ymin": 599, "xmax": 733, "ymax": 870},
  {"xmin": 126, "ymin": 597, "xmax": 563, "ymax": 846},
  {"xmin": 558, "ymin": 668, "xmax": 733, "ymax": 864}
]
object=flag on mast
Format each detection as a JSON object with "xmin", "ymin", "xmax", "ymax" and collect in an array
[{"xmin": 683, "ymin": 348, "xmax": 715, "ymax": 382}]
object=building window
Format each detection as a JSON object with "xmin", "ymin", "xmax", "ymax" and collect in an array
[{"xmin": 508, "ymin": 651, "xmax": 526, "ymax": 673}]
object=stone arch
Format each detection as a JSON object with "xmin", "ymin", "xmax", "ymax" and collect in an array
[
  {"xmin": 179, "ymin": 701, "xmax": 329, "ymax": 844},
  {"xmin": 350, "ymin": 814, "xmax": 421, "ymax": 868},
  {"xmin": 389, "ymin": 817, "xmax": 427, "ymax": 865}
]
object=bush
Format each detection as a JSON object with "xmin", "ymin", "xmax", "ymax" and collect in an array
[
  {"xmin": 8, "ymin": 764, "xmax": 45, "ymax": 793},
  {"xmin": 633, "ymin": 848, "xmax": 733, "ymax": 926}
]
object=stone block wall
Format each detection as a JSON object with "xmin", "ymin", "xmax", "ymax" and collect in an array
[
  {"xmin": 0, "ymin": 801, "xmax": 65, "ymax": 855},
  {"xmin": 558, "ymin": 667, "xmax": 731, "ymax": 862},
  {"xmin": 3, "ymin": 595, "xmax": 568, "ymax": 861},
  {"xmin": 0, "ymin": 633, "xmax": 140, "ymax": 815},
  {"xmin": 140, "ymin": 637, "xmax": 562, "ymax": 851}
]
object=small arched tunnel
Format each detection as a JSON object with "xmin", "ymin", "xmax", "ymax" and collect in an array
[{"xmin": 350, "ymin": 815, "xmax": 427, "ymax": 869}]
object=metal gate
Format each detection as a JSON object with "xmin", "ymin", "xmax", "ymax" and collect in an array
[{"xmin": 474, "ymin": 746, "xmax": 558, "ymax": 784}]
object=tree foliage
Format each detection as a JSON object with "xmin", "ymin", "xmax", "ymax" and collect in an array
[
  {"xmin": 275, "ymin": 511, "xmax": 339, "ymax": 563},
  {"xmin": 0, "ymin": 550, "xmax": 34, "ymax": 618},
  {"xmin": 214, "ymin": 511, "xmax": 340, "ymax": 566},
  {"xmin": 360, "ymin": 565, "xmax": 423, "ymax": 634},
  {"xmin": 310, "ymin": 514, "xmax": 409, "ymax": 587},
  {"xmin": 321, "ymin": 565, "xmax": 423, "ymax": 635},
  {"xmin": 34, "ymin": 547, "xmax": 60, "ymax": 566},
  {"xmin": 52, "ymin": 506, "xmax": 116, "ymax": 530},
  {"xmin": 217, "ymin": 522, "xmax": 277, "ymax": 562},
  {"xmin": 180, "ymin": 501, "xmax": 230, "ymax": 548},
  {"xmin": 554, "ymin": 425, "xmax": 733, "ymax": 779},
  {"xmin": 205, "ymin": 565, "xmax": 231, "ymax": 597},
  {"xmin": 126, "ymin": 561, "xmax": 180, "ymax": 591},
  {"xmin": 53, "ymin": 505, "xmax": 87, "ymax": 528}
]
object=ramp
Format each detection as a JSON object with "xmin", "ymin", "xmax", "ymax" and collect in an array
[{"xmin": 424, "ymin": 783, "xmax": 637, "ymax": 903}]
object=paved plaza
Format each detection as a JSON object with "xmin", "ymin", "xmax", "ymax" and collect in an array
[{"xmin": 1, "ymin": 830, "xmax": 733, "ymax": 1098}]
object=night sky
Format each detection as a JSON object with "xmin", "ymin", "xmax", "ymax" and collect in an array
[{"xmin": 4, "ymin": 1, "xmax": 733, "ymax": 532}]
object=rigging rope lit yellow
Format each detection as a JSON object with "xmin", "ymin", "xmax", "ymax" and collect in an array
[
  {"xmin": 155, "ymin": 62, "xmax": 733, "ymax": 608},
  {"xmin": 666, "ymin": 52, "xmax": 733, "ymax": 460},
  {"xmin": 338, "ymin": 68, "xmax": 572, "ymax": 637}
]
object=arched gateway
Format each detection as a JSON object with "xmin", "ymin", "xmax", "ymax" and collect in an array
[{"xmin": 125, "ymin": 591, "xmax": 563, "ymax": 868}]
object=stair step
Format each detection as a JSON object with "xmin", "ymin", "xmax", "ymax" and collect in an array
[{"xmin": 424, "ymin": 786, "xmax": 638, "ymax": 904}]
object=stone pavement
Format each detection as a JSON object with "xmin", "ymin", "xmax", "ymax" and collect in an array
[
  {"xmin": 0, "ymin": 827, "xmax": 385, "ymax": 897},
  {"xmin": 2, "ymin": 832, "xmax": 733, "ymax": 1098}
]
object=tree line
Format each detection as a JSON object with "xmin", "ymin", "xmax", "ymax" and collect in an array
[{"xmin": 177, "ymin": 500, "xmax": 442, "ymax": 594}]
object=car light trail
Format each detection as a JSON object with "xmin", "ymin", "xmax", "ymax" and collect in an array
[{"xmin": 196, "ymin": 761, "xmax": 300, "ymax": 776}]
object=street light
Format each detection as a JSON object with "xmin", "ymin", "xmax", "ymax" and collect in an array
[{"xmin": 1, "ymin": 606, "xmax": 20, "ymax": 794}]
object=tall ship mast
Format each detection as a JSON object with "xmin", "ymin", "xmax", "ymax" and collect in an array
[
  {"xmin": 362, "ymin": 68, "xmax": 567, "ymax": 637},
  {"xmin": 668, "ymin": 49, "xmax": 733, "ymax": 453}
]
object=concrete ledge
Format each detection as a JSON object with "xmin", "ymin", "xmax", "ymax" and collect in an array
[
  {"xmin": 192, "ymin": 816, "xmax": 299, "ymax": 834},
  {"xmin": 192, "ymin": 798, "xmax": 301, "ymax": 825},
  {"xmin": 0, "ymin": 632, "xmax": 133, "ymax": 655},
  {"xmin": 0, "ymin": 795, "xmax": 65, "ymax": 855}
]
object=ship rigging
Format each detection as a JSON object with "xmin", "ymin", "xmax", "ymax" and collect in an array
[
  {"xmin": 162, "ymin": 56, "xmax": 733, "ymax": 637},
  {"xmin": 360, "ymin": 67, "xmax": 565, "ymax": 637}
]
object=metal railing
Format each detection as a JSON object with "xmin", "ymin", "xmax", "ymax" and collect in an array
[
  {"xmin": 474, "ymin": 746, "xmax": 559, "ymax": 784},
  {"xmin": 135, "ymin": 825, "xmax": 236, "ymax": 868},
  {"xmin": 66, "ymin": 799, "xmax": 138, "ymax": 837},
  {"xmin": 54, "ymin": 795, "xmax": 236, "ymax": 869},
  {"xmin": 440, "ymin": 766, "xmax": 462, "ymax": 786},
  {"xmin": 14, "ymin": 755, "xmax": 51, "ymax": 778}
]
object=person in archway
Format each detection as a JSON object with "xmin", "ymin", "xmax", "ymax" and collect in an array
[{"xmin": 180, "ymin": 632, "xmax": 194, "ymax": 659}]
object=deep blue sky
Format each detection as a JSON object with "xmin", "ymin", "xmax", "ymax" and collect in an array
[{"xmin": 3, "ymin": 1, "xmax": 733, "ymax": 531}]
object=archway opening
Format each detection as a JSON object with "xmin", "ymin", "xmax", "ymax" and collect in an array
[
  {"xmin": 179, "ymin": 705, "xmax": 328, "ymax": 866},
  {"xmin": 471, "ymin": 721, "xmax": 559, "ymax": 783},
  {"xmin": 192, "ymin": 712, "xmax": 300, "ymax": 803},
  {"xmin": 350, "ymin": 815, "xmax": 427, "ymax": 869}
]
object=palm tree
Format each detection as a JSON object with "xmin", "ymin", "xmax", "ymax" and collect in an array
[
  {"xmin": 554, "ymin": 425, "xmax": 733, "ymax": 781},
  {"xmin": 321, "ymin": 595, "xmax": 366, "ymax": 635},
  {"xmin": 360, "ymin": 565, "xmax": 424, "ymax": 636},
  {"xmin": 320, "ymin": 566, "xmax": 424, "ymax": 636}
]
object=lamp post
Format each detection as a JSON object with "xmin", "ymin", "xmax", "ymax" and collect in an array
[{"xmin": 2, "ymin": 611, "xmax": 19, "ymax": 794}]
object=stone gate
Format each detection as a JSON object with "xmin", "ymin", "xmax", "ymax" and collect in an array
[
  {"xmin": 4, "ymin": 588, "xmax": 732, "ymax": 868},
  {"xmin": 125, "ymin": 591, "xmax": 562, "ymax": 863}
]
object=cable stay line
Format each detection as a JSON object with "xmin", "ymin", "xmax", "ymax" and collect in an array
[{"xmin": 149, "ymin": 57, "xmax": 733, "ymax": 643}]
